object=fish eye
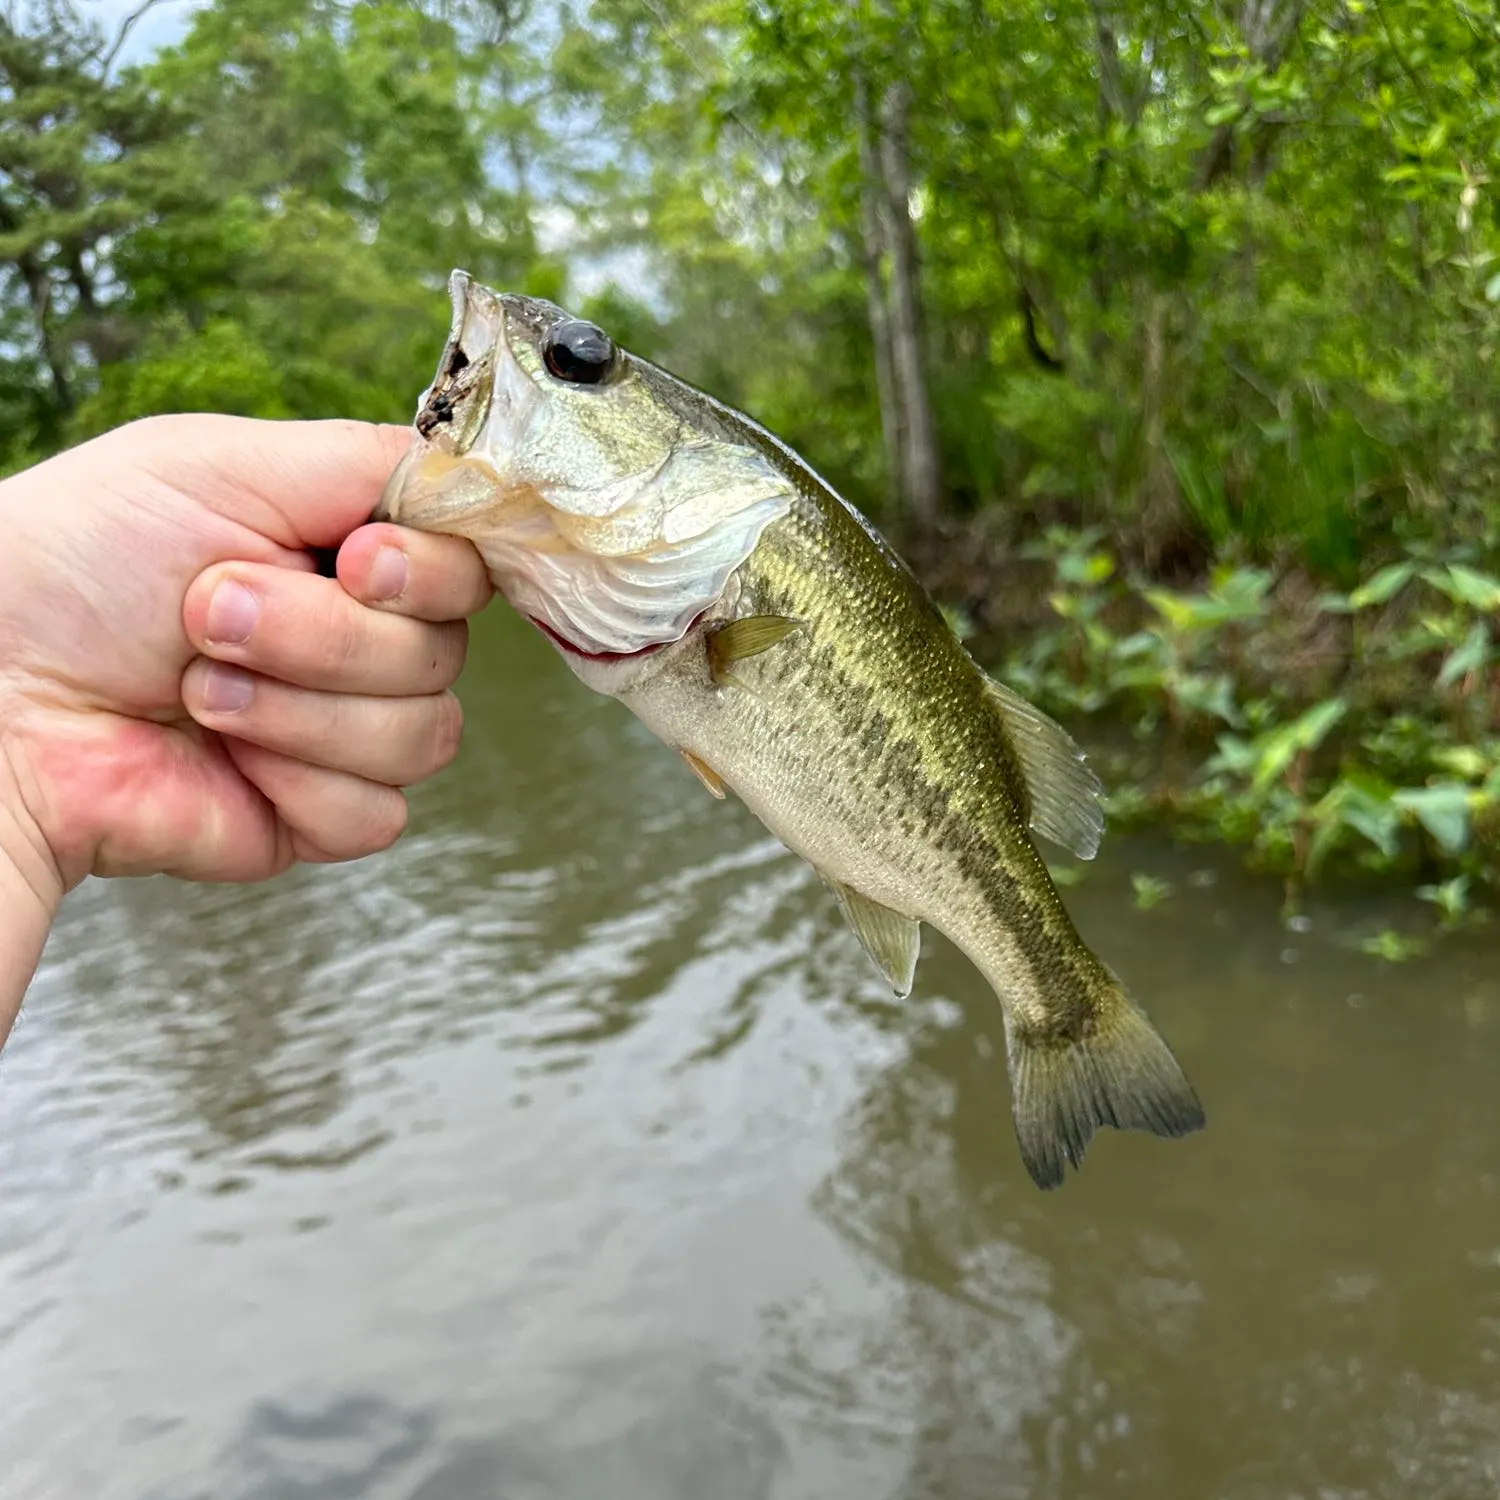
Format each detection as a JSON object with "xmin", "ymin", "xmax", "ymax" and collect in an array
[{"xmin": 542, "ymin": 320, "xmax": 617, "ymax": 386}]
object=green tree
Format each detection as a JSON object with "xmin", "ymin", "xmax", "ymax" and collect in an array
[
  {"xmin": 0, "ymin": 2, "xmax": 192, "ymax": 455},
  {"xmin": 0, "ymin": 0, "xmax": 562, "ymax": 467}
]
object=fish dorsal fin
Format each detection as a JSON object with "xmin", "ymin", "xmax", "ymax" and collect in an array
[
  {"xmin": 827, "ymin": 880, "xmax": 921, "ymax": 997},
  {"xmin": 983, "ymin": 677, "xmax": 1105, "ymax": 861}
]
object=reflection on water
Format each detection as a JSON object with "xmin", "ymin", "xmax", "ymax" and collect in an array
[{"xmin": 2, "ymin": 609, "xmax": 1498, "ymax": 1499}]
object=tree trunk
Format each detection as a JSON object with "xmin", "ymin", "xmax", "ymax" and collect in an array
[
  {"xmin": 876, "ymin": 80, "xmax": 941, "ymax": 531},
  {"xmin": 18, "ymin": 253, "xmax": 71, "ymax": 417},
  {"xmin": 1139, "ymin": 292, "xmax": 1178, "ymax": 566},
  {"xmin": 1089, "ymin": 5, "xmax": 1131, "ymax": 125},
  {"xmin": 853, "ymin": 72, "xmax": 901, "ymax": 507},
  {"xmin": 1197, "ymin": 0, "xmax": 1307, "ymax": 187}
]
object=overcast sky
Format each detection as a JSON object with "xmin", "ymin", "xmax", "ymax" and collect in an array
[
  {"xmin": 72, "ymin": 0, "xmax": 655, "ymax": 303},
  {"xmin": 82, "ymin": 0, "xmax": 200, "ymax": 65}
]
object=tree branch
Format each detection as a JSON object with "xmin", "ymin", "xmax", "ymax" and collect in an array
[{"xmin": 101, "ymin": 0, "xmax": 169, "ymax": 74}]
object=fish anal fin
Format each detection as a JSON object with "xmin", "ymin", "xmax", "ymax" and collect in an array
[
  {"xmin": 678, "ymin": 747, "xmax": 726, "ymax": 799},
  {"xmin": 983, "ymin": 676, "xmax": 1105, "ymax": 860},
  {"xmin": 706, "ymin": 615, "xmax": 802, "ymax": 688},
  {"xmin": 827, "ymin": 880, "xmax": 920, "ymax": 997},
  {"xmin": 1005, "ymin": 978, "xmax": 1204, "ymax": 1190}
]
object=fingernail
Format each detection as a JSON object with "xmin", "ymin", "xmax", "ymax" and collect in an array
[
  {"xmin": 206, "ymin": 580, "xmax": 258, "ymax": 644},
  {"xmin": 201, "ymin": 663, "xmax": 254, "ymax": 714},
  {"xmin": 367, "ymin": 546, "xmax": 408, "ymax": 602}
]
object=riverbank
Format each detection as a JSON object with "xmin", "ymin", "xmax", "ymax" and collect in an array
[{"xmin": 910, "ymin": 518, "xmax": 1500, "ymax": 954}]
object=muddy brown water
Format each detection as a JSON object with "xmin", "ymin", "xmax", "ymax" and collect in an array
[{"xmin": 2, "ymin": 607, "xmax": 1498, "ymax": 1499}]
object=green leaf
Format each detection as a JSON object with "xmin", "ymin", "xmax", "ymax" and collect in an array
[
  {"xmin": 1348, "ymin": 563, "xmax": 1414, "ymax": 609},
  {"xmin": 1170, "ymin": 671, "xmax": 1243, "ymax": 725},
  {"xmin": 1307, "ymin": 773, "xmax": 1401, "ymax": 876},
  {"xmin": 1248, "ymin": 699, "xmax": 1347, "ymax": 798},
  {"xmin": 1130, "ymin": 873, "xmax": 1174, "ymax": 911},
  {"xmin": 1056, "ymin": 551, "xmax": 1115, "ymax": 586},
  {"xmin": 1206, "ymin": 733, "xmax": 1257, "ymax": 778},
  {"xmin": 1432, "ymin": 745, "xmax": 1491, "ymax": 780},
  {"xmin": 1391, "ymin": 783, "xmax": 1471, "ymax": 854},
  {"xmin": 1146, "ymin": 579, "xmax": 1267, "ymax": 634},
  {"xmin": 939, "ymin": 603, "xmax": 976, "ymax": 641},
  {"xmin": 1417, "ymin": 875, "xmax": 1470, "ymax": 928},
  {"xmin": 1361, "ymin": 929, "xmax": 1428, "ymax": 963},
  {"xmin": 1144, "ymin": 589, "xmax": 1198, "ymax": 632},
  {"xmin": 1436, "ymin": 621, "xmax": 1490, "ymax": 689},
  {"xmin": 1441, "ymin": 564, "xmax": 1500, "ymax": 613},
  {"xmin": 1112, "ymin": 630, "xmax": 1164, "ymax": 662}
]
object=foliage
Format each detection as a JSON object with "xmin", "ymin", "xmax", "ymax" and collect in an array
[
  {"xmin": 0, "ymin": 0, "xmax": 551, "ymax": 466},
  {"xmin": 6, "ymin": 0, "xmax": 1498, "ymax": 546},
  {"xmin": 1001, "ymin": 526, "xmax": 1500, "ymax": 925}
]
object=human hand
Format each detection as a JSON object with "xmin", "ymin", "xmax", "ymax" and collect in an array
[{"xmin": 0, "ymin": 414, "xmax": 493, "ymax": 1035}]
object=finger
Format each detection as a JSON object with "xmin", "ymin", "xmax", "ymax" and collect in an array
[
  {"xmin": 182, "ymin": 659, "xmax": 464, "ymax": 786},
  {"xmin": 123, "ymin": 414, "xmax": 415, "ymax": 550},
  {"xmin": 183, "ymin": 563, "xmax": 468, "ymax": 697},
  {"xmin": 222, "ymin": 738, "xmax": 409, "ymax": 864},
  {"xmin": 335, "ymin": 522, "xmax": 494, "ymax": 622}
]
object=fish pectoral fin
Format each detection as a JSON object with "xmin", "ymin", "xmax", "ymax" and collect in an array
[
  {"xmin": 706, "ymin": 615, "xmax": 802, "ymax": 687},
  {"xmin": 827, "ymin": 880, "xmax": 920, "ymax": 997},
  {"xmin": 678, "ymin": 748, "xmax": 727, "ymax": 799},
  {"xmin": 983, "ymin": 676, "xmax": 1106, "ymax": 861}
]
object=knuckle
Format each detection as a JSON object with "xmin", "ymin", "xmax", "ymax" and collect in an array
[
  {"xmin": 426, "ymin": 691, "xmax": 464, "ymax": 775},
  {"xmin": 255, "ymin": 682, "xmax": 333, "ymax": 760},
  {"xmin": 125, "ymin": 412, "xmax": 187, "ymax": 445},
  {"xmin": 432, "ymin": 621, "xmax": 469, "ymax": 686},
  {"xmin": 459, "ymin": 555, "xmax": 494, "ymax": 614},
  {"xmin": 296, "ymin": 788, "xmax": 408, "ymax": 864},
  {"xmin": 316, "ymin": 595, "xmax": 368, "ymax": 679},
  {"xmin": 410, "ymin": 536, "xmax": 491, "ymax": 621},
  {"xmin": 360, "ymin": 789, "xmax": 410, "ymax": 853}
]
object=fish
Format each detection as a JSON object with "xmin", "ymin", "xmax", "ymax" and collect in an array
[{"xmin": 376, "ymin": 269, "xmax": 1205, "ymax": 1189}]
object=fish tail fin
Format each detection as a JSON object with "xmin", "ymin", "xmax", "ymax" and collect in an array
[{"xmin": 1004, "ymin": 973, "xmax": 1204, "ymax": 1190}]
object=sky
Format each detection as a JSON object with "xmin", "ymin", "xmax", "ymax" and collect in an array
[
  {"xmin": 83, "ymin": 0, "xmax": 200, "ymax": 66},
  {"xmin": 74, "ymin": 0, "xmax": 657, "ymax": 304}
]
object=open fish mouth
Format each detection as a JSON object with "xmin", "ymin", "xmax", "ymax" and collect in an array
[{"xmin": 374, "ymin": 270, "xmax": 795, "ymax": 658}]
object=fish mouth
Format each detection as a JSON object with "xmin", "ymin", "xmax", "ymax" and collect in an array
[
  {"xmin": 373, "ymin": 270, "xmax": 516, "ymax": 525},
  {"xmin": 372, "ymin": 442, "xmax": 506, "ymax": 529},
  {"xmin": 374, "ymin": 268, "xmax": 793, "ymax": 658}
]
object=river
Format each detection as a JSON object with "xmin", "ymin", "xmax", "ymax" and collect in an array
[{"xmin": 2, "ymin": 606, "xmax": 1498, "ymax": 1499}]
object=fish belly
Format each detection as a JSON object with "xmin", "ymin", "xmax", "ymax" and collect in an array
[{"xmin": 615, "ymin": 640, "xmax": 965, "ymax": 928}]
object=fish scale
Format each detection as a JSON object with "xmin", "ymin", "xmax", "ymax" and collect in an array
[{"xmin": 376, "ymin": 269, "xmax": 1205, "ymax": 1189}]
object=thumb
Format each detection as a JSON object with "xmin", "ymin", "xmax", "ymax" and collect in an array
[{"xmin": 130, "ymin": 414, "xmax": 416, "ymax": 551}]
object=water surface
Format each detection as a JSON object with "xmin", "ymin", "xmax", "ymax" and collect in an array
[{"xmin": 2, "ymin": 609, "xmax": 1498, "ymax": 1499}]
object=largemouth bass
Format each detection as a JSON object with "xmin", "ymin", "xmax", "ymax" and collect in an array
[{"xmin": 377, "ymin": 270, "xmax": 1204, "ymax": 1188}]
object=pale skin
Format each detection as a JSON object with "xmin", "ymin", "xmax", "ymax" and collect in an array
[{"xmin": 0, "ymin": 414, "xmax": 494, "ymax": 1049}]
